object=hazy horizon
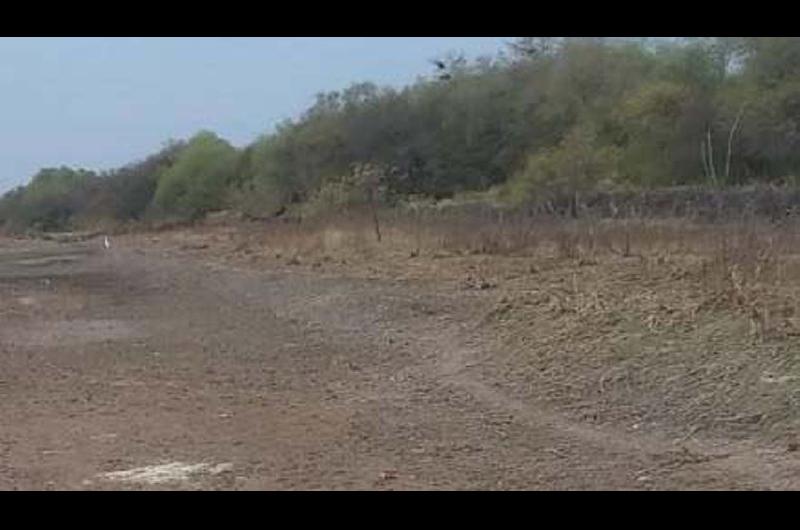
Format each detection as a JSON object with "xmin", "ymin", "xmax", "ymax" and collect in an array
[{"xmin": 0, "ymin": 37, "xmax": 510, "ymax": 193}]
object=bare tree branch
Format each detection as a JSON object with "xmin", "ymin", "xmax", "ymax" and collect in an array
[{"xmin": 725, "ymin": 104, "xmax": 746, "ymax": 181}]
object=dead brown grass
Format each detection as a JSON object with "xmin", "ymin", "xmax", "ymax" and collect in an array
[{"xmin": 126, "ymin": 207, "xmax": 800, "ymax": 447}]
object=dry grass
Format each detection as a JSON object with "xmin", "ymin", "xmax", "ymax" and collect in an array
[
  {"xmin": 129, "ymin": 206, "xmax": 800, "ymax": 446},
  {"xmin": 176, "ymin": 209, "xmax": 800, "ymax": 343}
]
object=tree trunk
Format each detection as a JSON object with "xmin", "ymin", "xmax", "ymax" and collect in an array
[
  {"xmin": 701, "ymin": 140, "xmax": 710, "ymax": 182},
  {"xmin": 570, "ymin": 190, "xmax": 580, "ymax": 219},
  {"xmin": 366, "ymin": 174, "xmax": 382, "ymax": 243},
  {"xmin": 707, "ymin": 128, "xmax": 717, "ymax": 185},
  {"xmin": 725, "ymin": 105, "xmax": 746, "ymax": 182},
  {"xmin": 371, "ymin": 200, "xmax": 382, "ymax": 243}
]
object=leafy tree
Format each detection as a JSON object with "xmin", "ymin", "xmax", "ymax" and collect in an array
[
  {"xmin": 7, "ymin": 37, "xmax": 800, "ymax": 229},
  {"xmin": 154, "ymin": 132, "xmax": 238, "ymax": 218},
  {"xmin": 506, "ymin": 124, "xmax": 621, "ymax": 214},
  {"xmin": 5, "ymin": 167, "xmax": 96, "ymax": 231},
  {"xmin": 97, "ymin": 140, "xmax": 187, "ymax": 221}
]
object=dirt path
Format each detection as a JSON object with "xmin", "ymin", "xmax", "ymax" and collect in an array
[{"xmin": 2, "ymin": 237, "xmax": 799, "ymax": 489}]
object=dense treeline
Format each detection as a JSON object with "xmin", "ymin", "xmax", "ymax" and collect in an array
[{"xmin": 2, "ymin": 37, "xmax": 800, "ymax": 232}]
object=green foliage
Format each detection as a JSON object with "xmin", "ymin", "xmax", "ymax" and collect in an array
[
  {"xmin": 66, "ymin": 139, "xmax": 189, "ymax": 227},
  {"xmin": 300, "ymin": 174, "xmax": 371, "ymax": 219},
  {"xmin": 506, "ymin": 125, "xmax": 621, "ymax": 205},
  {"xmin": 0, "ymin": 186, "xmax": 26, "ymax": 230},
  {"xmin": 3, "ymin": 167, "xmax": 96, "ymax": 231},
  {"xmin": 728, "ymin": 79, "xmax": 800, "ymax": 182},
  {"xmin": 154, "ymin": 131, "xmax": 238, "ymax": 218},
  {"xmin": 739, "ymin": 37, "xmax": 800, "ymax": 85},
  {"xmin": 5, "ymin": 37, "xmax": 800, "ymax": 231},
  {"xmin": 615, "ymin": 80, "xmax": 704, "ymax": 185},
  {"xmin": 107, "ymin": 140, "xmax": 186, "ymax": 221},
  {"xmin": 299, "ymin": 163, "xmax": 393, "ymax": 219}
]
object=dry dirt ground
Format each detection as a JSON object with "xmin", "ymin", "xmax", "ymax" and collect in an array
[{"xmin": 3, "ymin": 224, "xmax": 800, "ymax": 490}]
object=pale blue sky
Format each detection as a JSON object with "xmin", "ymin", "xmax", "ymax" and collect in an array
[{"xmin": 0, "ymin": 37, "xmax": 511, "ymax": 192}]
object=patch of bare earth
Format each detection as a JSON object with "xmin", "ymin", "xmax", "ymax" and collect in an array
[{"xmin": 3, "ymin": 220, "xmax": 800, "ymax": 489}]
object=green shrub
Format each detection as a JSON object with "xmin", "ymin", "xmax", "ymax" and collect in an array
[
  {"xmin": 154, "ymin": 131, "xmax": 238, "ymax": 218},
  {"xmin": 505, "ymin": 125, "xmax": 621, "ymax": 206}
]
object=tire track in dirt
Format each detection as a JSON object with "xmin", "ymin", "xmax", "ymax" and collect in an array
[
  {"xmin": 174, "ymin": 247, "xmax": 799, "ymax": 489},
  {"xmin": 418, "ymin": 322, "xmax": 800, "ymax": 489}
]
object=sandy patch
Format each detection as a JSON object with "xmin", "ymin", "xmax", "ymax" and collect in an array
[{"xmin": 98, "ymin": 462, "xmax": 234, "ymax": 485}]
